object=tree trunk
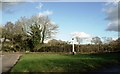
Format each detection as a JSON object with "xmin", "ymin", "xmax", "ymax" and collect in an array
[
  {"xmin": 2, "ymin": 37, "xmax": 6, "ymax": 50},
  {"xmin": 41, "ymin": 25, "xmax": 46, "ymax": 44}
]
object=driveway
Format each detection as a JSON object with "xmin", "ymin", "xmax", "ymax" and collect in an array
[{"xmin": 1, "ymin": 53, "xmax": 22, "ymax": 73}]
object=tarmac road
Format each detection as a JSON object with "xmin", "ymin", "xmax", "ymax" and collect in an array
[
  {"xmin": 0, "ymin": 55, "xmax": 2, "ymax": 74},
  {"xmin": 1, "ymin": 53, "xmax": 22, "ymax": 73}
]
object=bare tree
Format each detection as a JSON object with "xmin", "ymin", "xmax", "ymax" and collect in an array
[
  {"xmin": 19, "ymin": 15, "xmax": 58, "ymax": 44},
  {"xmin": 91, "ymin": 36, "xmax": 102, "ymax": 52},
  {"xmin": 91, "ymin": 36, "xmax": 102, "ymax": 45},
  {"xmin": 2, "ymin": 22, "xmax": 14, "ymax": 43},
  {"xmin": 0, "ymin": 25, "xmax": 2, "ymax": 38},
  {"xmin": 75, "ymin": 36, "xmax": 83, "ymax": 45},
  {"xmin": 102, "ymin": 37, "xmax": 112, "ymax": 44},
  {"xmin": 37, "ymin": 16, "xmax": 58, "ymax": 43}
]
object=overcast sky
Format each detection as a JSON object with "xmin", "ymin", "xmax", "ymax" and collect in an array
[{"xmin": 0, "ymin": 1, "xmax": 119, "ymax": 44}]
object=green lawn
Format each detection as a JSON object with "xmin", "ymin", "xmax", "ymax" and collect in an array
[{"xmin": 11, "ymin": 52, "xmax": 120, "ymax": 72}]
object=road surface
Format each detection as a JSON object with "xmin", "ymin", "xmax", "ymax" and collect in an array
[{"xmin": 1, "ymin": 53, "xmax": 22, "ymax": 73}]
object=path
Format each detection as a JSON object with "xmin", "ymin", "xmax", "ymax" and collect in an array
[
  {"xmin": 0, "ymin": 54, "xmax": 2, "ymax": 74},
  {"xmin": 1, "ymin": 53, "xmax": 22, "ymax": 73}
]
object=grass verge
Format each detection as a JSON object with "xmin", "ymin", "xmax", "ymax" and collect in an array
[{"xmin": 11, "ymin": 52, "xmax": 120, "ymax": 72}]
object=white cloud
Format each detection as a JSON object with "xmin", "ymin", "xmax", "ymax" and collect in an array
[
  {"xmin": 105, "ymin": 0, "xmax": 119, "ymax": 6},
  {"xmin": 36, "ymin": 3, "xmax": 43, "ymax": 9},
  {"xmin": 103, "ymin": 2, "xmax": 119, "ymax": 32},
  {"xmin": 38, "ymin": 10, "xmax": 53, "ymax": 17},
  {"xmin": 70, "ymin": 32, "xmax": 94, "ymax": 44},
  {"xmin": 50, "ymin": 21, "xmax": 56, "ymax": 24},
  {"xmin": 112, "ymin": 37, "xmax": 117, "ymax": 40},
  {"xmin": 1, "ymin": 2, "xmax": 25, "ymax": 13},
  {"xmin": 70, "ymin": 32, "xmax": 92, "ymax": 38},
  {"xmin": 44, "ymin": 39, "xmax": 51, "ymax": 43},
  {"xmin": 106, "ymin": 20, "xmax": 119, "ymax": 31},
  {"xmin": 85, "ymin": 38, "xmax": 92, "ymax": 41}
]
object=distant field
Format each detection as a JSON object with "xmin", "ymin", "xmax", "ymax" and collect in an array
[{"xmin": 11, "ymin": 52, "xmax": 120, "ymax": 72}]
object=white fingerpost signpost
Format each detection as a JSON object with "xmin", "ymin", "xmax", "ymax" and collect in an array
[{"xmin": 72, "ymin": 38, "xmax": 75, "ymax": 55}]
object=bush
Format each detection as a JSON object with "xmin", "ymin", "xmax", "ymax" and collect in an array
[
  {"xmin": 2, "ymin": 39, "xmax": 120, "ymax": 53},
  {"xmin": 36, "ymin": 43, "xmax": 120, "ymax": 53}
]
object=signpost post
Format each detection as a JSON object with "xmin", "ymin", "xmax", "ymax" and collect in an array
[{"xmin": 72, "ymin": 38, "xmax": 75, "ymax": 55}]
